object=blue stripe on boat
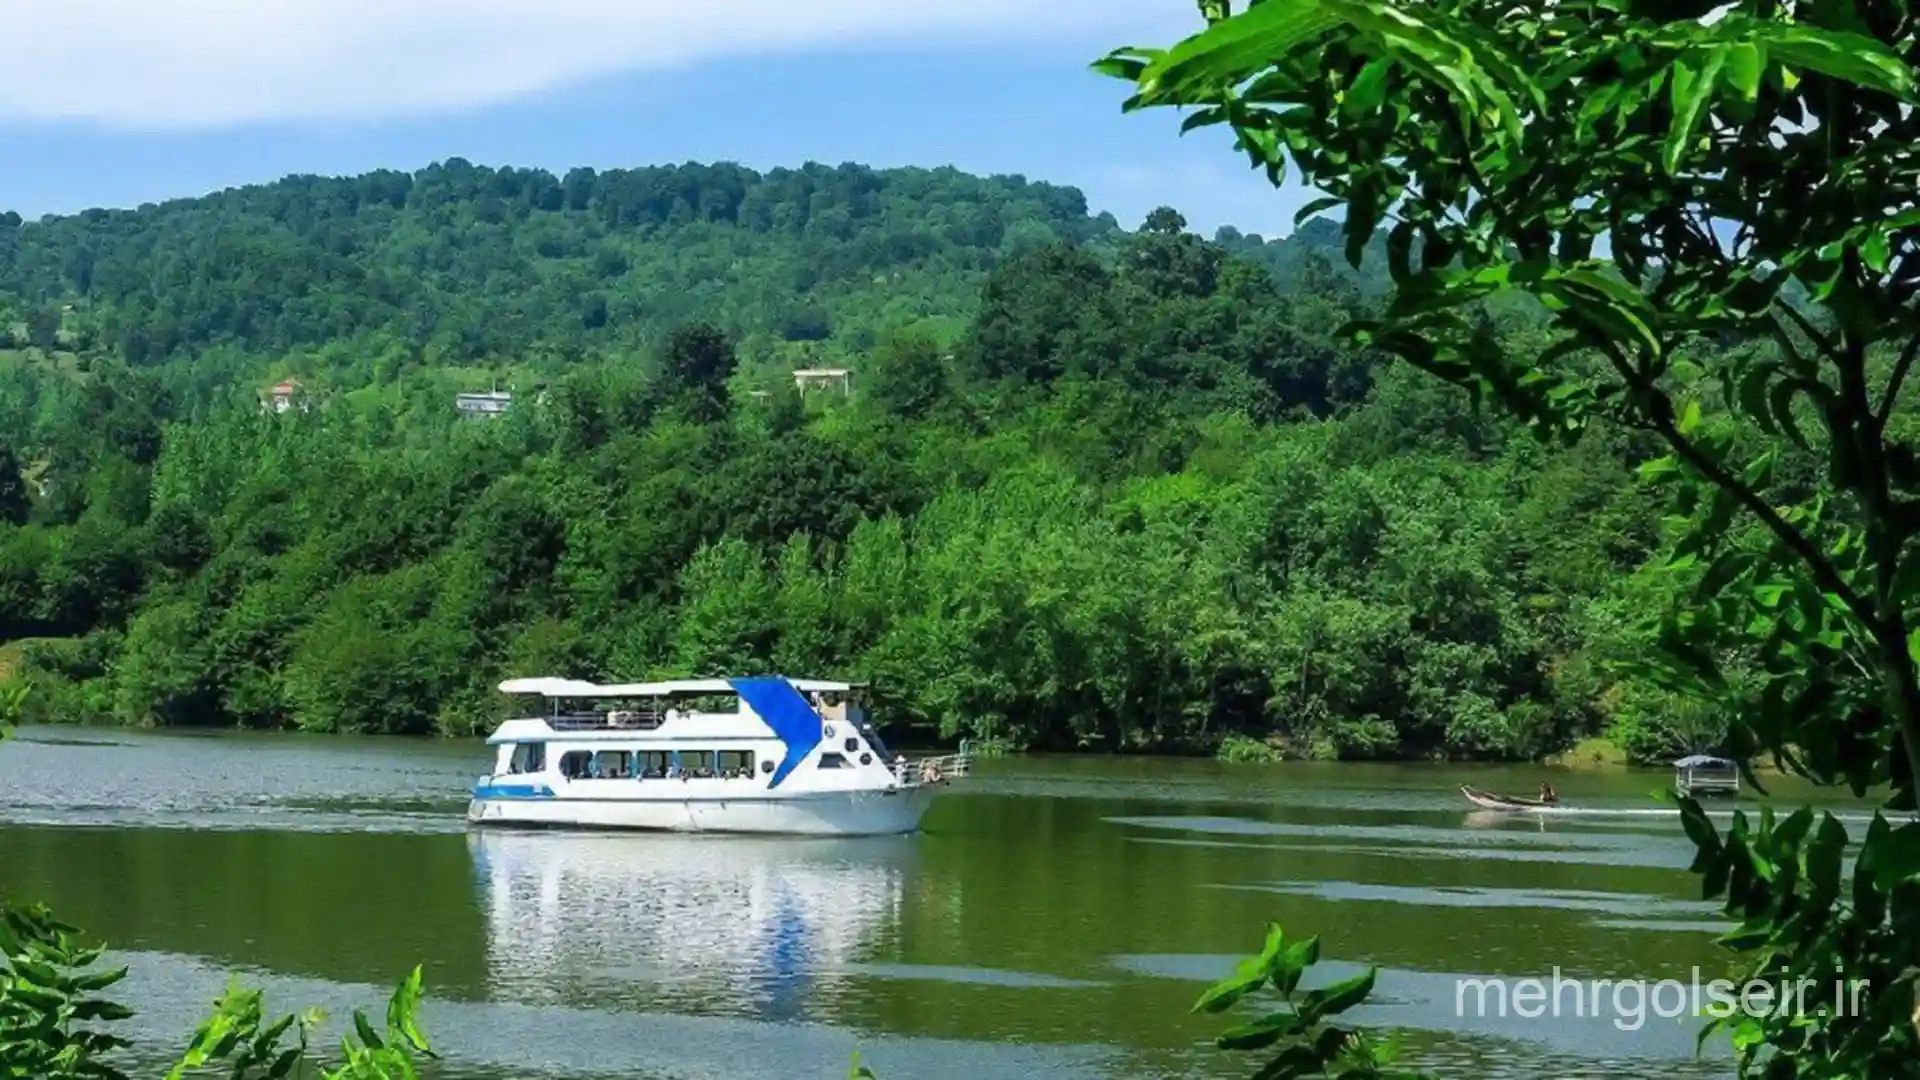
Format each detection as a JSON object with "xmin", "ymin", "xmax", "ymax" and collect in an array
[
  {"xmin": 472, "ymin": 783, "xmax": 555, "ymax": 799},
  {"xmin": 731, "ymin": 676, "xmax": 823, "ymax": 790}
]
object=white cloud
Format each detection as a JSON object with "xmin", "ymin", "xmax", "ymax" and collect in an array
[{"xmin": 0, "ymin": 0, "xmax": 1183, "ymax": 129}]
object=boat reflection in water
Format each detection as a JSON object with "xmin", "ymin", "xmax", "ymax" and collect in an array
[{"xmin": 468, "ymin": 829, "xmax": 915, "ymax": 1023}]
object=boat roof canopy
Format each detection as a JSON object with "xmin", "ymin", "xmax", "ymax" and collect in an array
[
  {"xmin": 498, "ymin": 675, "xmax": 862, "ymax": 698},
  {"xmin": 1674, "ymin": 754, "xmax": 1735, "ymax": 769}
]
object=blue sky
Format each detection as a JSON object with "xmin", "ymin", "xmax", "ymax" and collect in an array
[{"xmin": 0, "ymin": 3, "xmax": 1312, "ymax": 238}]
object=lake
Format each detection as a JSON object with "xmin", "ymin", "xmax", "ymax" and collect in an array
[{"xmin": 0, "ymin": 727, "xmax": 1875, "ymax": 1080}]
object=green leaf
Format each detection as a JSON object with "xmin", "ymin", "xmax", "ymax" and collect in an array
[
  {"xmin": 1679, "ymin": 797, "xmax": 1722, "ymax": 858},
  {"xmin": 1248, "ymin": 1044, "xmax": 1324, "ymax": 1080},
  {"xmin": 1867, "ymin": 820, "xmax": 1920, "ymax": 891},
  {"xmin": 1856, "ymin": 815, "xmax": 1892, "ymax": 920},
  {"xmin": 1703, "ymin": 845, "xmax": 1732, "ymax": 898},
  {"xmin": 1343, "ymin": 57, "xmax": 1393, "ymax": 115},
  {"xmin": 386, "ymin": 965, "xmax": 431, "ymax": 1054},
  {"xmin": 260, "ymin": 1011, "xmax": 298, "ymax": 1045},
  {"xmin": 1806, "ymin": 813, "xmax": 1847, "ymax": 902},
  {"xmin": 1088, "ymin": 50, "xmax": 1159, "ymax": 82},
  {"xmin": 1344, "ymin": 182, "xmax": 1379, "ymax": 270},
  {"xmin": 1194, "ymin": 956, "xmax": 1271, "ymax": 1014},
  {"xmin": 1292, "ymin": 196, "xmax": 1344, "ymax": 226},
  {"xmin": 1270, "ymin": 935, "xmax": 1321, "ymax": 995},
  {"xmin": 1723, "ymin": 42, "xmax": 1763, "ymax": 101},
  {"xmin": 1772, "ymin": 804, "xmax": 1814, "ymax": 852},
  {"xmin": 1896, "ymin": 553, "xmax": 1920, "ymax": 608},
  {"xmin": 1759, "ymin": 24, "xmax": 1917, "ymax": 100},
  {"xmin": 1135, "ymin": 0, "xmax": 1346, "ymax": 103},
  {"xmin": 1179, "ymin": 107, "xmax": 1230, "ymax": 134},
  {"xmin": 1254, "ymin": 921, "xmax": 1287, "ymax": 964},
  {"xmin": 70, "ymin": 966, "xmax": 129, "ymax": 993},
  {"xmin": 1769, "ymin": 379, "xmax": 1815, "ymax": 450},
  {"xmin": 1386, "ymin": 220, "xmax": 1417, "ymax": 286},
  {"xmin": 1216, "ymin": 1009, "xmax": 1304, "ymax": 1050},
  {"xmin": 70, "ymin": 999, "xmax": 136, "ymax": 1022},
  {"xmin": 1638, "ymin": 455, "xmax": 1680, "ymax": 481},
  {"xmin": 1665, "ymin": 48, "xmax": 1726, "ymax": 173},
  {"xmin": 1696, "ymin": 552, "xmax": 1755, "ymax": 601},
  {"xmin": 9, "ymin": 955, "xmax": 68, "ymax": 988},
  {"xmin": 1271, "ymin": 934, "xmax": 1320, "ymax": 977},
  {"xmin": 1678, "ymin": 399, "xmax": 1704, "ymax": 435},
  {"xmin": 1863, "ymin": 229, "xmax": 1892, "ymax": 274},
  {"xmin": 1300, "ymin": 967, "xmax": 1377, "ymax": 1023},
  {"xmin": 352, "ymin": 1009, "xmax": 384, "ymax": 1051},
  {"xmin": 1715, "ymin": 920, "xmax": 1773, "ymax": 951},
  {"xmin": 1735, "ymin": 361, "xmax": 1781, "ymax": 433}
]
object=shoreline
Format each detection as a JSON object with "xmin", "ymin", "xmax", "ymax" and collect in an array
[{"xmin": 5, "ymin": 717, "xmax": 1753, "ymax": 772}]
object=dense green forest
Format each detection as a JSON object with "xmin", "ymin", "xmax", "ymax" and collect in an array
[{"xmin": 0, "ymin": 158, "xmax": 1755, "ymax": 760}]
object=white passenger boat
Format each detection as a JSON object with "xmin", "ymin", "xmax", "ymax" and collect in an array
[{"xmin": 465, "ymin": 675, "xmax": 971, "ymax": 836}]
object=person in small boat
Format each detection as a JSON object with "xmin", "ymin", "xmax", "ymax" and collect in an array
[{"xmin": 1538, "ymin": 782, "xmax": 1558, "ymax": 805}]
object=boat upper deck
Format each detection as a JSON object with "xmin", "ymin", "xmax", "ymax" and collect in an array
[
  {"xmin": 499, "ymin": 676, "xmax": 864, "ymax": 698},
  {"xmin": 486, "ymin": 675, "xmax": 872, "ymax": 745}
]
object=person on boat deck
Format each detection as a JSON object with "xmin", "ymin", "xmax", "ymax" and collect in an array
[{"xmin": 1539, "ymin": 782, "xmax": 1558, "ymax": 804}]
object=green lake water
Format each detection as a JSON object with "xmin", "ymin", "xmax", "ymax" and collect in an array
[{"xmin": 0, "ymin": 727, "xmax": 1880, "ymax": 1079}]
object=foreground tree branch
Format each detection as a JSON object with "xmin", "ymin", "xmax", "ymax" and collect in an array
[{"xmin": 1100, "ymin": 0, "xmax": 1920, "ymax": 1074}]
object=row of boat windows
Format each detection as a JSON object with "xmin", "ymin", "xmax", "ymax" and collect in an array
[
  {"xmin": 507, "ymin": 743, "xmax": 872, "ymax": 779},
  {"xmin": 565, "ymin": 749, "xmax": 759, "ymax": 780}
]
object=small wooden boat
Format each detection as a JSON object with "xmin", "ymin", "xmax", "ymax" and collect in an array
[{"xmin": 1460, "ymin": 785, "xmax": 1559, "ymax": 812}]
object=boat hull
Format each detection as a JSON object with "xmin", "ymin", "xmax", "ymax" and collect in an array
[
  {"xmin": 465, "ymin": 786, "xmax": 941, "ymax": 837},
  {"xmin": 1460, "ymin": 785, "xmax": 1555, "ymax": 812}
]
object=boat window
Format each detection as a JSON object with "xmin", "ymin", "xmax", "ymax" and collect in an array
[
  {"xmin": 717, "ymin": 750, "xmax": 755, "ymax": 777},
  {"xmin": 818, "ymin": 753, "xmax": 849, "ymax": 770},
  {"xmin": 679, "ymin": 750, "xmax": 717, "ymax": 778},
  {"xmin": 557, "ymin": 750, "xmax": 594, "ymax": 779},
  {"xmin": 593, "ymin": 750, "xmax": 632, "ymax": 779},
  {"xmin": 638, "ymin": 751, "xmax": 671, "ymax": 778},
  {"xmin": 508, "ymin": 743, "xmax": 546, "ymax": 774},
  {"xmin": 760, "ymin": 760, "xmax": 774, "ymax": 775},
  {"xmin": 843, "ymin": 737, "xmax": 860, "ymax": 753}
]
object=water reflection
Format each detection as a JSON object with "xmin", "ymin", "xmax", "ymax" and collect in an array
[{"xmin": 469, "ymin": 830, "xmax": 915, "ymax": 1023}]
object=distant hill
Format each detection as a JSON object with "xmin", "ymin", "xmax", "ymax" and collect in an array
[
  {"xmin": 0, "ymin": 160, "xmax": 1126, "ymax": 371},
  {"xmin": 0, "ymin": 159, "xmax": 1371, "ymax": 383}
]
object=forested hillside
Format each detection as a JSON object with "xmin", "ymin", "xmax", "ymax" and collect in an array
[
  {"xmin": 0, "ymin": 159, "xmax": 1112, "ymax": 382},
  {"xmin": 0, "ymin": 159, "xmax": 1736, "ymax": 760}
]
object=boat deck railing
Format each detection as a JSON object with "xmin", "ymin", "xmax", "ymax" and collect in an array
[
  {"xmin": 547, "ymin": 708, "xmax": 667, "ymax": 731},
  {"xmin": 893, "ymin": 745, "xmax": 974, "ymax": 787}
]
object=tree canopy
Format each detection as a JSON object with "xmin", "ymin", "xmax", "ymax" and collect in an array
[{"xmin": 0, "ymin": 155, "xmax": 1767, "ymax": 764}]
